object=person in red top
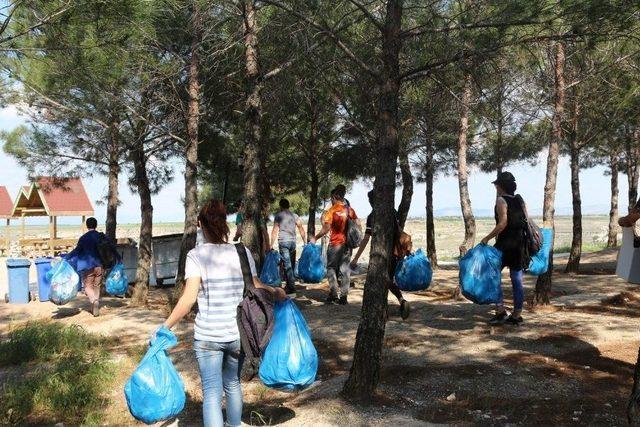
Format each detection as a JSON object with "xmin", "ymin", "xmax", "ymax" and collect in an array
[{"xmin": 311, "ymin": 184, "xmax": 359, "ymax": 305}]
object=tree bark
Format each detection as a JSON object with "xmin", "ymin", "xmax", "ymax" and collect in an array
[
  {"xmin": 241, "ymin": 0, "xmax": 266, "ymax": 267},
  {"xmin": 534, "ymin": 41, "xmax": 565, "ymax": 305},
  {"xmin": 343, "ymin": 0, "xmax": 402, "ymax": 401},
  {"xmin": 105, "ymin": 124, "xmax": 120, "ymax": 242},
  {"xmin": 425, "ymin": 137, "xmax": 438, "ymax": 268},
  {"xmin": 608, "ymin": 152, "xmax": 619, "ymax": 248},
  {"xmin": 131, "ymin": 146, "xmax": 153, "ymax": 306},
  {"xmin": 629, "ymin": 347, "xmax": 640, "ymax": 425},
  {"xmin": 397, "ymin": 142, "xmax": 413, "ymax": 229},
  {"xmin": 566, "ymin": 101, "xmax": 581, "ymax": 274},
  {"xmin": 307, "ymin": 106, "xmax": 319, "ymax": 238},
  {"xmin": 456, "ymin": 72, "xmax": 475, "ymax": 256},
  {"xmin": 175, "ymin": 0, "xmax": 202, "ymax": 301},
  {"xmin": 627, "ymin": 132, "xmax": 640, "ymax": 210},
  {"xmin": 565, "ymin": 147, "xmax": 582, "ymax": 273}
]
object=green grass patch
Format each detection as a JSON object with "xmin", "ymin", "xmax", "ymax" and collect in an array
[
  {"xmin": 0, "ymin": 321, "xmax": 117, "ymax": 426},
  {"xmin": 552, "ymin": 241, "xmax": 608, "ymax": 254}
]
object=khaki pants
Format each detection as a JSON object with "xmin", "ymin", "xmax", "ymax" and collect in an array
[{"xmin": 83, "ymin": 266, "xmax": 104, "ymax": 304}]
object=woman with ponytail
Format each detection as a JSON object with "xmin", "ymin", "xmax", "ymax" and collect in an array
[{"xmin": 162, "ymin": 199, "xmax": 285, "ymax": 427}]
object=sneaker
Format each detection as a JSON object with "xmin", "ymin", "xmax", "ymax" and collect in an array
[
  {"xmin": 285, "ymin": 286, "xmax": 297, "ymax": 297},
  {"xmin": 505, "ymin": 315, "xmax": 523, "ymax": 325},
  {"xmin": 92, "ymin": 301, "xmax": 100, "ymax": 317},
  {"xmin": 489, "ymin": 311, "xmax": 508, "ymax": 325},
  {"xmin": 325, "ymin": 295, "xmax": 339, "ymax": 305},
  {"xmin": 400, "ymin": 300, "xmax": 411, "ymax": 320},
  {"xmin": 338, "ymin": 296, "xmax": 348, "ymax": 305}
]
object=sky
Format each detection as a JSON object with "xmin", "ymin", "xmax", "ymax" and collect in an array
[{"xmin": 0, "ymin": 106, "xmax": 627, "ymax": 225}]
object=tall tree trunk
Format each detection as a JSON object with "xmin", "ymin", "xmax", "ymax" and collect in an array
[
  {"xmin": 131, "ymin": 147, "xmax": 153, "ymax": 306},
  {"xmin": 175, "ymin": 1, "xmax": 202, "ymax": 301},
  {"xmin": 425, "ymin": 137, "xmax": 438, "ymax": 268},
  {"xmin": 566, "ymin": 101, "xmax": 581, "ymax": 274},
  {"xmin": 566, "ymin": 147, "xmax": 582, "ymax": 273},
  {"xmin": 457, "ymin": 72, "xmax": 475, "ymax": 256},
  {"xmin": 397, "ymin": 142, "xmax": 413, "ymax": 229},
  {"xmin": 608, "ymin": 152, "xmax": 619, "ymax": 247},
  {"xmin": 105, "ymin": 127, "xmax": 120, "ymax": 242},
  {"xmin": 627, "ymin": 132, "xmax": 640, "ymax": 210},
  {"xmin": 307, "ymin": 108, "xmax": 319, "ymax": 238},
  {"xmin": 628, "ymin": 347, "xmax": 640, "ymax": 425},
  {"xmin": 343, "ymin": 0, "xmax": 402, "ymax": 401},
  {"xmin": 241, "ymin": 0, "xmax": 265, "ymax": 267},
  {"xmin": 534, "ymin": 41, "xmax": 565, "ymax": 305}
]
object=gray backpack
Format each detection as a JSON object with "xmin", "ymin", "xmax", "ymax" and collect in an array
[
  {"xmin": 235, "ymin": 244, "xmax": 275, "ymax": 380},
  {"xmin": 344, "ymin": 205, "xmax": 363, "ymax": 249}
]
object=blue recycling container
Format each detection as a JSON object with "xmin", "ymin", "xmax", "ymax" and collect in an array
[
  {"xmin": 6, "ymin": 259, "xmax": 32, "ymax": 304},
  {"xmin": 35, "ymin": 257, "xmax": 54, "ymax": 302}
]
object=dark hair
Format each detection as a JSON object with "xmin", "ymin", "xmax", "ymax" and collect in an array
[
  {"xmin": 332, "ymin": 184, "xmax": 346, "ymax": 199},
  {"xmin": 198, "ymin": 199, "xmax": 229, "ymax": 244},
  {"xmin": 367, "ymin": 189, "xmax": 375, "ymax": 205},
  {"xmin": 279, "ymin": 198, "xmax": 290, "ymax": 209},
  {"xmin": 499, "ymin": 181, "xmax": 517, "ymax": 196},
  {"xmin": 86, "ymin": 217, "xmax": 97, "ymax": 229}
]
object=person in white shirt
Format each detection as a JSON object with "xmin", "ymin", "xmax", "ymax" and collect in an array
[{"xmin": 163, "ymin": 199, "xmax": 285, "ymax": 427}]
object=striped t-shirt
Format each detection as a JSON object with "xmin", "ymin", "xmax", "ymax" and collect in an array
[{"xmin": 185, "ymin": 243, "xmax": 257, "ymax": 342}]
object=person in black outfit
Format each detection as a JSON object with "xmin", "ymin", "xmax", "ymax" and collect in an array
[
  {"xmin": 350, "ymin": 189, "xmax": 411, "ymax": 319},
  {"xmin": 480, "ymin": 172, "xmax": 530, "ymax": 325}
]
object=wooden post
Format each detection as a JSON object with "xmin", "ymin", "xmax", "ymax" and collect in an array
[
  {"xmin": 81, "ymin": 215, "xmax": 86, "ymax": 233},
  {"xmin": 5, "ymin": 218, "xmax": 9, "ymax": 256},
  {"xmin": 49, "ymin": 216, "xmax": 56, "ymax": 256}
]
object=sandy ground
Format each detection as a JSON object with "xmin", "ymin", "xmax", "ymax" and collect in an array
[{"xmin": 1, "ymin": 248, "xmax": 638, "ymax": 426}]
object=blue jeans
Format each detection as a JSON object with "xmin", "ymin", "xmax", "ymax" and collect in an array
[
  {"xmin": 193, "ymin": 339, "xmax": 244, "ymax": 427},
  {"xmin": 278, "ymin": 240, "xmax": 296, "ymax": 289},
  {"xmin": 497, "ymin": 269, "xmax": 524, "ymax": 312}
]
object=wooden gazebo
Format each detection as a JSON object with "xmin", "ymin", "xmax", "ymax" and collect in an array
[
  {"xmin": 10, "ymin": 177, "xmax": 94, "ymax": 255},
  {"xmin": 0, "ymin": 186, "xmax": 14, "ymax": 256}
]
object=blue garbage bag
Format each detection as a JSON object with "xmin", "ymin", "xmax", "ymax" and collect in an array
[
  {"xmin": 47, "ymin": 259, "xmax": 79, "ymax": 305},
  {"xmin": 395, "ymin": 249, "xmax": 433, "ymax": 291},
  {"xmin": 459, "ymin": 244, "xmax": 503, "ymax": 305},
  {"xmin": 297, "ymin": 243, "xmax": 325, "ymax": 283},
  {"xmin": 125, "ymin": 326, "xmax": 185, "ymax": 424},
  {"xmin": 260, "ymin": 250, "xmax": 282, "ymax": 286},
  {"xmin": 106, "ymin": 262, "xmax": 129, "ymax": 296},
  {"xmin": 528, "ymin": 228, "xmax": 554, "ymax": 275},
  {"xmin": 259, "ymin": 299, "xmax": 318, "ymax": 391}
]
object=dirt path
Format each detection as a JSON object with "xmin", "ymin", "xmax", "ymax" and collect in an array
[{"xmin": 1, "ymin": 259, "xmax": 638, "ymax": 426}]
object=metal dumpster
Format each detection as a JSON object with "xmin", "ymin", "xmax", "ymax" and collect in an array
[
  {"xmin": 151, "ymin": 233, "xmax": 182, "ymax": 286},
  {"xmin": 116, "ymin": 238, "xmax": 138, "ymax": 284}
]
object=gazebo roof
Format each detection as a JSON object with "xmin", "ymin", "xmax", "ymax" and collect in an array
[
  {"xmin": 0, "ymin": 186, "xmax": 13, "ymax": 219},
  {"xmin": 12, "ymin": 177, "xmax": 94, "ymax": 217}
]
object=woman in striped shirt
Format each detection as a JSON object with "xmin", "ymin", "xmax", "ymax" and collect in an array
[{"xmin": 163, "ymin": 200, "xmax": 285, "ymax": 427}]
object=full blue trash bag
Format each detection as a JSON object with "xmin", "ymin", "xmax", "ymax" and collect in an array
[
  {"xmin": 528, "ymin": 228, "xmax": 554, "ymax": 275},
  {"xmin": 125, "ymin": 326, "xmax": 185, "ymax": 424},
  {"xmin": 106, "ymin": 262, "xmax": 129, "ymax": 296},
  {"xmin": 395, "ymin": 249, "xmax": 433, "ymax": 291},
  {"xmin": 297, "ymin": 243, "xmax": 325, "ymax": 283},
  {"xmin": 459, "ymin": 244, "xmax": 503, "ymax": 305},
  {"xmin": 259, "ymin": 299, "xmax": 318, "ymax": 391},
  {"xmin": 47, "ymin": 259, "xmax": 79, "ymax": 305},
  {"xmin": 260, "ymin": 250, "xmax": 282, "ymax": 286}
]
